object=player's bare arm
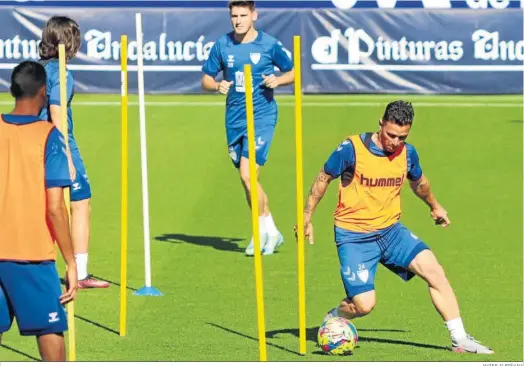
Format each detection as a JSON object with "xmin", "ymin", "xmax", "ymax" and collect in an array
[
  {"xmin": 202, "ymin": 74, "xmax": 233, "ymax": 95},
  {"xmin": 304, "ymin": 168, "xmax": 333, "ymax": 221},
  {"xmin": 295, "ymin": 169, "xmax": 333, "ymax": 244},
  {"xmin": 201, "ymin": 74, "xmax": 219, "ymax": 92},
  {"xmin": 46, "ymin": 187, "xmax": 78, "ymax": 304},
  {"xmin": 262, "ymin": 69, "xmax": 294, "ymax": 89},
  {"xmin": 409, "ymin": 174, "xmax": 451, "ymax": 227},
  {"xmin": 49, "ymin": 105, "xmax": 76, "ymax": 181}
]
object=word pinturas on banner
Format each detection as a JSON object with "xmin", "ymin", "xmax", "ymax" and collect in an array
[{"xmin": 311, "ymin": 28, "xmax": 524, "ymax": 68}]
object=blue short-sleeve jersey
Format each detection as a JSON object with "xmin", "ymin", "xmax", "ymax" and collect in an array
[
  {"xmin": 38, "ymin": 59, "xmax": 77, "ymax": 151},
  {"xmin": 324, "ymin": 133, "xmax": 423, "ymax": 181},
  {"xmin": 202, "ymin": 31, "xmax": 293, "ymax": 128}
]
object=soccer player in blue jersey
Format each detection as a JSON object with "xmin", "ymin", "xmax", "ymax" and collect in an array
[
  {"xmin": 298, "ymin": 101, "xmax": 493, "ymax": 354},
  {"xmin": 201, "ymin": 1, "xmax": 295, "ymax": 256},
  {"xmin": 38, "ymin": 16, "xmax": 109, "ymax": 289}
]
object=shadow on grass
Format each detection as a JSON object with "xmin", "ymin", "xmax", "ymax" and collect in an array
[
  {"xmin": 1, "ymin": 344, "xmax": 39, "ymax": 361},
  {"xmin": 75, "ymin": 314, "xmax": 119, "ymax": 336},
  {"xmin": 268, "ymin": 326, "xmax": 448, "ymax": 352},
  {"xmin": 207, "ymin": 323, "xmax": 302, "ymax": 356},
  {"xmin": 156, "ymin": 233, "xmax": 246, "ymax": 253}
]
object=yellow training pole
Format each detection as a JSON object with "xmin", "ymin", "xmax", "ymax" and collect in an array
[
  {"xmin": 119, "ymin": 34, "xmax": 129, "ymax": 337},
  {"xmin": 244, "ymin": 64, "xmax": 268, "ymax": 362},
  {"xmin": 59, "ymin": 43, "xmax": 76, "ymax": 362},
  {"xmin": 294, "ymin": 35, "xmax": 307, "ymax": 356}
]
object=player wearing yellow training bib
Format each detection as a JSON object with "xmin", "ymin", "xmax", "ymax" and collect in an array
[{"xmin": 297, "ymin": 101, "xmax": 493, "ymax": 355}]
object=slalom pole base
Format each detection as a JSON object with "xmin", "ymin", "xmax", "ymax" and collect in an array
[{"xmin": 133, "ymin": 286, "xmax": 163, "ymax": 296}]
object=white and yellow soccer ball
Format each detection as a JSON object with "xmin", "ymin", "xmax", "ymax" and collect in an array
[{"xmin": 317, "ymin": 317, "xmax": 359, "ymax": 355}]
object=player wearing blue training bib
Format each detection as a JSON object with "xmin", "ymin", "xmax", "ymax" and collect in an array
[
  {"xmin": 38, "ymin": 16, "xmax": 109, "ymax": 289},
  {"xmin": 202, "ymin": 1, "xmax": 294, "ymax": 256}
]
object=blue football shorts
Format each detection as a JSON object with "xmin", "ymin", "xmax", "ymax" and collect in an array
[
  {"xmin": 0, "ymin": 261, "xmax": 68, "ymax": 336},
  {"xmin": 70, "ymin": 147, "xmax": 91, "ymax": 202},
  {"xmin": 335, "ymin": 222, "xmax": 430, "ymax": 299},
  {"xmin": 226, "ymin": 116, "xmax": 277, "ymax": 168}
]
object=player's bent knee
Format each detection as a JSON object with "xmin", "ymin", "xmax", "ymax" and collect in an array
[
  {"xmin": 354, "ymin": 301, "xmax": 375, "ymax": 316},
  {"xmin": 349, "ymin": 292, "xmax": 376, "ymax": 316},
  {"xmin": 410, "ymin": 250, "xmax": 449, "ymax": 288},
  {"xmin": 428, "ymin": 264, "xmax": 450, "ymax": 290}
]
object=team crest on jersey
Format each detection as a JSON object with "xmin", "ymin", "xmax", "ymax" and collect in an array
[{"xmin": 250, "ymin": 53, "xmax": 261, "ymax": 64}]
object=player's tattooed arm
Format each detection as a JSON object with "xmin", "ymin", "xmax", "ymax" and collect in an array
[
  {"xmin": 409, "ymin": 174, "xmax": 437, "ymax": 208},
  {"xmin": 304, "ymin": 169, "xmax": 333, "ymax": 223},
  {"xmin": 410, "ymin": 174, "xmax": 451, "ymax": 227}
]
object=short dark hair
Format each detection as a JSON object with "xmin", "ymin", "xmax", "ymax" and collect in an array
[
  {"xmin": 382, "ymin": 100, "xmax": 414, "ymax": 126},
  {"xmin": 39, "ymin": 16, "xmax": 81, "ymax": 61},
  {"xmin": 10, "ymin": 61, "xmax": 47, "ymax": 99},
  {"xmin": 228, "ymin": 1, "xmax": 255, "ymax": 11}
]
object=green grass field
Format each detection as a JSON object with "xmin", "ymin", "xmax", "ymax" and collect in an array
[{"xmin": 0, "ymin": 93, "xmax": 522, "ymax": 362}]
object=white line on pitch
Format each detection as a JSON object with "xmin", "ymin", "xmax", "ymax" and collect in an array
[{"xmin": 0, "ymin": 101, "xmax": 521, "ymax": 107}]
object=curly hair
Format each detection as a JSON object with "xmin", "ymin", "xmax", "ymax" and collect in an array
[
  {"xmin": 228, "ymin": 1, "xmax": 255, "ymax": 11},
  {"xmin": 382, "ymin": 100, "xmax": 415, "ymax": 126},
  {"xmin": 39, "ymin": 16, "xmax": 81, "ymax": 61}
]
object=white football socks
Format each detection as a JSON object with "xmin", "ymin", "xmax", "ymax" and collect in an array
[
  {"xmin": 75, "ymin": 253, "xmax": 88, "ymax": 280},
  {"xmin": 445, "ymin": 317, "xmax": 467, "ymax": 341},
  {"xmin": 258, "ymin": 216, "xmax": 267, "ymax": 237},
  {"xmin": 264, "ymin": 213, "xmax": 279, "ymax": 236}
]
